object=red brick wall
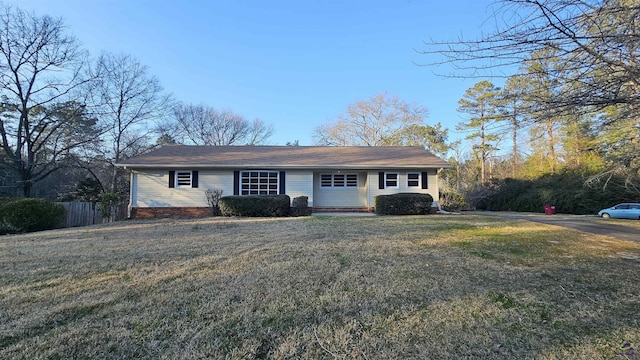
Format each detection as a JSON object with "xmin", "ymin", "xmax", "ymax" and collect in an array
[{"xmin": 131, "ymin": 207, "xmax": 212, "ymax": 219}]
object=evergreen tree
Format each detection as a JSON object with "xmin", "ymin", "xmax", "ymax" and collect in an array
[{"xmin": 457, "ymin": 81, "xmax": 502, "ymax": 184}]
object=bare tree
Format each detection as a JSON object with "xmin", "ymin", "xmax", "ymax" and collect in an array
[
  {"xmin": 170, "ymin": 104, "xmax": 273, "ymax": 145},
  {"xmin": 0, "ymin": 5, "xmax": 96, "ymax": 197},
  {"xmin": 422, "ymin": 0, "xmax": 640, "ymax": 113},
  {"xmin": 89, "ymin": 53, "xmax": 171, "ymax": 194},
  {"xmin": 313, "ymin": 93, "xmax": 428, "ymax": 146}
]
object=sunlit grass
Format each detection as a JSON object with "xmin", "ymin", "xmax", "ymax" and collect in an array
[
  {"xmin": 0, "ymin": 215, "xmax": 638, "ymax": 359},
  {"xmin": 593, "ymin": 217, "xmax": 640, "ymax": 230}
]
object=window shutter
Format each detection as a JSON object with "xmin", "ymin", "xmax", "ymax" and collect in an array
[
  {"xmin": 192, "ymin": 171, "xmax": 199, "ymax": 188},
  {"xmin": 233, "ymin": 171, "xmax": 240, "ymax": 195},
  {"xmin": 378, "ymin": 172, "xmax": 385, "ymax": 189},
  {"xmin": 279, "ymin": 171, "xmax": 286, "ymax": 195},
  {"xmin": 421, "ymin": 172, "xmax": 428, "ymax": 189},
  {"xmin": 169, "ymin": 171, "xmax": 175, "ymax": 188}
]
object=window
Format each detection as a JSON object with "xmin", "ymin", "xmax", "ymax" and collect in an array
[
  {"xmin": 176, "ymin": 171, "xmax": 192, "ymax": 187},
  {"xmin": 407, "ymin": 173, "xmax": 420, "ymax": 187},
  {"xmin": 321, "ymin": 174, "xmax": 332, "ymax": 187},
  {"xmin": 385, "ymin": 173, "xmax": 399, "ymax": 188},
  {"xmin": 169, "ymin": 170, "xmax": 198, "ymax": 188},
  {"xmin": 241, "ymin": 171, "xmax": 279, "ymax": 195},
  {"xmin": 346, "ymin": 174, "xmax": 358, "ymax": 187},
  {"xmin": 320, "ymin": 173, "xmax": 358, "ymax": 188}
]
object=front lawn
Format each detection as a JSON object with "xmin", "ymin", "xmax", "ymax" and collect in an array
[{"xmin": 1, "ymin": 215, "xmax": 638, "ymax": 359}]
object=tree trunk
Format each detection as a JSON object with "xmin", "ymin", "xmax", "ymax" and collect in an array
[
  {"xmin": 546, "ymin": 118, "xmax": 556, "ymax": 173},
  {"xmin": 480, "ymin": 118, "xmax": 486, "ymax": 184}
]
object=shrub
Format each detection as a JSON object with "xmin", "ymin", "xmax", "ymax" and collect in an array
[
  {"xmin": 0, "ymin": 198, "xmax": 66, "ymax": 233},
  {"xmin": 0, "ymin": 197, "xmax": 18, "ymax": 234},
  {"xmin": 485, "ymin": 171, "xmax": 639, "ymax": 214},
  {"xmin": 374, "ymin": 193, "xmax": 434, "ymax": 215},
  {"xmin": 219, "ymin": 195, "xmax": 291, "ymax": 217},
  {"xmin": 290, "ymin": 196, "xmax": 312, "ymax": 217},
  {"xmin": 440, "ymin": 190, "xmax": 466, "ymax": 211},
  {"xmin": 205, "ymin": 188, "xmax": 224, "ymax": 216}
]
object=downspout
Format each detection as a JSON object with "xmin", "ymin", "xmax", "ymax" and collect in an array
[
  {"xmin": 366, "ymin": 171, "xmax": 371, "ymax": 210},
  {"xmin": 434, "ymin": 168, "xmax": 442, "ymax": 211},
  {"xmin": 127, "ymin": 168, "xmax": 133, "ymax": 219}
]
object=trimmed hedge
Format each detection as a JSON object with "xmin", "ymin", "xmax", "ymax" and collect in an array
[
  {"xmin": 219, "ymin": 195, "xmax": 291, "ymax": 217},
  {"xmin": 375, "ymin": 193, "xmax": 434, "ymax": 215},
  {"xmin": 0, "ymin": 198, "xmax": 67, "ymax": 233}
]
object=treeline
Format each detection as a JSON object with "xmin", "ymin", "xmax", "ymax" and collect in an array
[
  {"xmin": 432, "ymin": 0, "xmax": 640, "ymax": 213},
  {"xmin": 0, "ymin": 5, "xmax": 274, "ymax": 204}
]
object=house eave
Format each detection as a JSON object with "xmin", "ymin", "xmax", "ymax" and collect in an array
[{"xmin": 118, "ymin": 163, "xmax": 452, "ymax": 170}]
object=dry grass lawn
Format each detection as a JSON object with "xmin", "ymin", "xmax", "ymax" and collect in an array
[{"xmin": 1, "ymin": 215, "xmax": 639, "ymax": 359}]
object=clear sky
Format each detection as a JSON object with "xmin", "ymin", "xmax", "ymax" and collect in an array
[{"xmin": 11, "ymin": 0, "xmax": 501, "ymax": 147}]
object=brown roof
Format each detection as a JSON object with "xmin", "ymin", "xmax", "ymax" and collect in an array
[{"xmin": 117, "ymin": 145, "xmax": 451, "ymax": 169}]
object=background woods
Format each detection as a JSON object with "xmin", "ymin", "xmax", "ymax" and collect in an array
[{"xmin": 0, "ymin": 1, "xmax": 637, "ymax": 216}]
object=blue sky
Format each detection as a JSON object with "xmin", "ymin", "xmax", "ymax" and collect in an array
[{"xmin": 12, "ymin": 0, "xmax": 501, "ymax": 147}]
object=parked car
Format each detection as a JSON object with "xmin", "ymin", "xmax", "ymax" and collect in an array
[{"xmin": 597, "ymin": 203, "xmax": 640, "ymax": 219}]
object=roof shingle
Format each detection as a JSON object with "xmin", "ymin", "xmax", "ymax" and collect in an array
[{"xmin": 117, "ymin": 145, "xmax": 451, "ymax": 169}]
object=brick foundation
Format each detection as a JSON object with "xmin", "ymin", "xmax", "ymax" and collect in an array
[{"xmin": 131, "ymin": 207, "xmax": 212, "ymax": 219}]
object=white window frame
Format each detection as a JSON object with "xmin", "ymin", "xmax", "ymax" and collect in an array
[
  {"xmin": 320, "ymin": 173, "xmax": 358, "ymax": 188},
  {"xmin": 385, "ymin": 172, "xmax": 399, "ymax": 188},
  {"xmin": 407, "ymin": 172, "xmax": 421, "ymax": 188},
  {"xmin": 175, "ymin": 171, "xmax": 193, "ymax": 188},
  {"xmin": 241, "ymin": 170, "xmax": 279, "ymax": 195}
]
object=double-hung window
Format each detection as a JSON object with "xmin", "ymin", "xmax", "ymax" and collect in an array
[
  {"xmin": 320, "ymin": 173, "xmax": 358, "ymax": 188},
  {"xmin": 379, "ymin": 171, "xmax": 428, "ymax": 189},
  {"xmin": 407, "ymin": 173, "xmax": 421, "ymax": 188},
  {"xmin": 385, "ymin": 173, "xmax": 399, "ymax": 188},
  {"xmin": 241, "ymin": 171, "xmax": 279, "ymax": 195}
]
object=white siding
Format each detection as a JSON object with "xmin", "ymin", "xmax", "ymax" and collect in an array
[
  {"xmin": 313, "ymin": 171, "xmax": 368, "ymax": 208},
  {"xmin": 130, "ymin": 168, "xmax": 441, "ymax": 209},
  {"xmin": 131, "ymin": 169, "xmax": 314, "ymax": 208},
  {"xmin": 367, "ymin": 170, "xmax": 439, "ymax": 207},
  {"xmin": 132, "ymin": 169, "xmax": 234, "ymax": 207},
  {"xmin": 285, "ymin": 170, "xmax": 314, "ymax": 206}
]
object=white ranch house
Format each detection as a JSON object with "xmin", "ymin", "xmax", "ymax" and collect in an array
[{"xmin": 117, "ymin": 146, "xmax": 451, "ymax": 218}]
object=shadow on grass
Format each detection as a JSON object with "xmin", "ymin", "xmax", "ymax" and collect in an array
[{"xmin": 0, "ymin": 302, "xmax": 107, "ymax": 349}]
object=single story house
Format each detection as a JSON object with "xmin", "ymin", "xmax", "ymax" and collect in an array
[{"xmin": 117, "ymin": 145, "xmax": 451, "ymax": 218}]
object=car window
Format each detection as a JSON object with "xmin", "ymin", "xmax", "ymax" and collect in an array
[
  {"xmin": 630, "ymin": 204, "xmax": 640, "ymax": 209},
  {"xmin": 615, "ymin": 204, "xmax": 629, "ymax": 209}
]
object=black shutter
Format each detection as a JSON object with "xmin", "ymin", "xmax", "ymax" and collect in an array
[
  {"xmin": 233, "ymin": 171, "xmax": 240, "ymax": 195},
  {"xmin": 378, "ymin": 172, "xmax": 385, "ymax": 189},
  {"xmin": 169, "ymin": 171, "xmax": 175, "ymax": 188},
  {"xmin": 279, "ymin": 171, "xmax": 286, "ymax": 194},
  {"xmin": 421, "ymin": 172, "xmax": 428, "ymax": 189},
  {"xmin": 192, "ymin": 171, "xmax": 199, "ymax": 188}
]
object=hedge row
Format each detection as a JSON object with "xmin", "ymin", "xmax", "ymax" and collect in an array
[
  {"xmin": 219, "ymin": 195, "xmax": 292, "ymax": 217},
  {"xmin": 485, "ymin": 171, "xmax": 639, "ymax": 214},
  {"xmin": 374, "ymin": 193, "xmax": 434, "ymax": 215},
  {"xmin": 0, "ymin": 198, "xmax": 66, "ymax": 234}
]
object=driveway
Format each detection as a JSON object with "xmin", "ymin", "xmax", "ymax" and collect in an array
[{"xmin": 470, "ymin": 211, "xmax": 640, "ymax": 242}]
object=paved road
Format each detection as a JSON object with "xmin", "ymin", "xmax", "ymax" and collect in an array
[{"xmin": 470, "ymin": 211, "xmax": 640, "ymax": 242}]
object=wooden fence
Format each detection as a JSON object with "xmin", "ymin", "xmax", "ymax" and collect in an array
[{"xmin": 59, "ymin": 202, "xmax": 128, "ymax": 228}]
